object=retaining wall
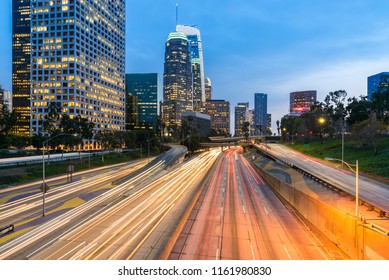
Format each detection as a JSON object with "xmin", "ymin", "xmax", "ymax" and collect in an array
[{"xmin": 254, "ymin": 165, "xmax": 389, "ymax": 260}]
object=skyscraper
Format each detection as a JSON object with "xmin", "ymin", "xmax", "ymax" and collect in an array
[
  {"xmin": 12, "ymin": 0, "xmax": 31, "ymax": 136},
  {"xmin": 162, "ymin": 32, "xmax": 192, "ymax": 127},
  {"xmin": 126, "ymin": 73, "xmax": 158, "ymax": 129},
  {"xmin": 202, "ymin": 99, "xmax": 230, "ymax": 136},
  {"xmin": 367, "ymin": 72, "xmax": 389, "ymax": 101},
  {"xmin": 176, "ymin": 25, "xmax": 205, "ymax": 109},
  {"xmin": 254, "ymin": 93, "xmax": 267, "ymax": 135},
  {"xmin": 234, "ymin": 102, "xmax": 249, "ymax": 137},
  {"xmin": 289, "ymin": 90, "xmax": 317, "ymax": 116},
  {"xmin": 27, "ymin": 0, "xmax": 126, "ymax": 139},
  {"xmin": 191, "ymin": 59, "xmax": 202, "ymax": 112}
]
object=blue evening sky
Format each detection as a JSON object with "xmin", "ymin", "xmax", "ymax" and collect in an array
[{"xmin": 1, "ymin": 0, "xmax": 389, "ymax": 133}]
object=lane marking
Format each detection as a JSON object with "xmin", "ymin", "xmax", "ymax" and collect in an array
[
  {"xmin": 250, "ymin": 243, "xmax": 256, "ymax": 260},
  {"xmin": 284, "ymin": 246, "xmax": 291, "ymax": 259},
  {"xmin": 73, "ymin": 242, "xmax": 97, "ymax": 260},
  {"xmin": 263, "ymin": 206, "xmax": 269, "ymax": 215},
  {"xmin": 58, "ymin": 241, "xmax": 86, "ymax": 260}
]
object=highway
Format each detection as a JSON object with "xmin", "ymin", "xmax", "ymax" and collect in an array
[
  {"xmin": 169, "ymin": 147, "xmax": 336, "ymax": 260},
  {"xmin": 0, "ymin": 145, "xmax": 189, "ymax": 259},
  {"xmin": 0, "ymin": 159, "xmax": 148, "ymax": 227},
  {"xmin": 258, "ymin": 144, "xmax": 389, "ymax": 215},
  {"xmin": 27, "ymin": 149, "xmax": 219, "ymax": 260}
]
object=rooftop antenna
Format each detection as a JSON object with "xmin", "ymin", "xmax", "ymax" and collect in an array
[{"xmin": 176, "ymin": 3, "xmax": 179, "ymax": 27}]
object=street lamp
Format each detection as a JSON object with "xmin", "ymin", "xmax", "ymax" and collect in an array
[
  {"xmin": 318, "ymin": 117, "xmax": 326, "ymax": 144},
  {"xmin": 325, "ymin": 157, "xmax": 359, "ymax": 218},
  {"xmin": 146, "ymin": 139, "xmax": 150, "ymax": 163},
  {"xmin": 42, "ymin": 133, "xmax": 76, "ymax": 217}
]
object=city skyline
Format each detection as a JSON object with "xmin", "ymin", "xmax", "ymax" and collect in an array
[{"xmin": 2, "ymin": 0, "xmax": 389, "ymax": 133}]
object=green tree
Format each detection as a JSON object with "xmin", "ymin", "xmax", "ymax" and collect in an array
[
  {"xmin": 346, "ymin": 96, "xmax": 371, "ymax": 127},
  {"xmin": 242, "ymin": 121, "xmax": 250, "ymax": 142},
  {"xmin": 94, "ymin": 130, "xmax": 117, "ymax": 162},
  {"xmin": 323, "ymin": 90, "xmax": 347, "ymax": 136},
  {"xmin": 352, "ymin": 115, "xmax": 386, "ymax": 155},
  {"xmin": 0, "ymin": 105, "xmax": 18, "ymax": 135},
  {"xmin": 11, "ymin": 135, "xmax": 31, "ymax": 152},
  {"xmin": 42, "ymin": 103, "xmax": 62, "ymax": 136}
]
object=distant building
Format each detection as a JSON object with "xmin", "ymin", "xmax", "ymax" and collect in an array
[
  {"xmin": 205, "ymin": 77, "xmax": 212, "ymax": 100},
  {"xmin": 249, "ymin": 109, "xmax": 255, "ymax": 136},
  {"xmin": 0, "ymin": 89, "xmax": 12, "ymax": 112},
  {"xmin": 162, "ymin": 32, "xmax": 193, "ymax": 127},
  {"xmin": 254, "ymin": 93, "xmax": 268, "ymax": 135},
  {"xmin": 234, "ymin": 102, "xmax": 249, "ymax": 137},
  {"xmin": 202, "ymin": 99, "xmax": 230, "ymax": 136},
  {"xmin": 267, "ymin": 114, "xmax": 272, "ymax": 135},
  {"xmin": 125, "ymin": 94, "xmax": 139, "ymax": 130},
  {"xmin": 126, "ymin": 73, "xmax": 158, "ymax": 129},
  {"xmin": 182, "ymin": 111, "xmax": 211, "ymax": 137},
  {"xmin": 12, "ymin": 0, "xmax": 31, "ymax": 136},
  {"xmin": 289, "ymin": 90, "xmax": 317, "ymax": 116},
  {"xmin": 191, "ymin": 59, "xmax": 203, "ymax": 112},
  {"xmin": 367, "ymin": 72, "xmax": 389, "ymax": 100}
]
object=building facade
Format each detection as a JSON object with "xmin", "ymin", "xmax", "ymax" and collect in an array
[
  {"xmin": 367, "ymin": 72, "xmax": 389, "ymax": 101},
  {"xmin": 249, "ymin": 109, "xmax": 255, "ymax": 136},
  {"xmin": 182, "ymin": 111, "xmax": 211, "ymax": 138},
  {"xmin": 176, "ymin": 24, "xmax": 205, "ymax": 106},
  {"xmin": 202, "ymin": 99, "xmax": 230, "ymax": 136},
  {"xmin": 289, "ymin": 90, "xmax": 317, "ymax": 116},
  {"xmin": 254, "ymin": 93, "xmax": 267, "ymax": 135},
  {"xmin": 162, "ymin": 32, "xmax": 193, "ymax": 128},
  {"xmin": 204, "ymin": 77, "xmax": 212, "ymax": 101},
  {"xmin": 12, "ymin": 0, "xmax": 31, "ymax": 136},
  {"xmin": 191, "ymin": 59, "xmax": 202, "ymax": 112},
  {"xmin": 125, "ymin": 94, "xmax": 138, "ymax": 130},
  {"xmin": 234, "ymin": 102, "xmax": 249, "ymax": 137},
  {"xmin": 28, "ymin": 0, "xmax": 126, "ymax": 138},
  {"xmin": 0, "ymin": 89, "xmax": 13, "ymax": 113},
  {"xmin": 267, "ymin": 113, "xmax": 272, "ymax": 135},
  {"xmin": 126, "ymin": 73, "xmax": 158, "ymax": 129}
]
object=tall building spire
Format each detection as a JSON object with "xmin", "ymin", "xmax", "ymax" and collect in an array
[{"xmin": 176, "ymin": 3, "xmax": 179, "ymax": 26}]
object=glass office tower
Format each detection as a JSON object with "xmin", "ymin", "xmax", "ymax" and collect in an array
[
  {"xmin": 12, "ymin": 0, "xmax": 31, "ymax": 136},
  {"xmin": 126, "ymin": 73, "xmax": 158, "ymax": 129},
  {"xmin": 162, "ymin": 31, "xmax": 192, "ymax": 127},
  {"xmin": 254, "ymin": 93, "xmax": 268, "ymax": 135},
  {"xmin": 176, "ymin": 25, "xmax": 205, "ymax": 109}
]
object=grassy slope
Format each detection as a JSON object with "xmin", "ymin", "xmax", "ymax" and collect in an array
[{"xmin": 285, "ymin": 137, "xmax": 389, "ymax": 179}]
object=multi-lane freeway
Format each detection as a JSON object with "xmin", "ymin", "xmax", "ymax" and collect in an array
[
  {"xmin": 257, "ymin": 144, "xmax": 389, "ymax": 215},
  {"xmin": 0, "ymin": 147, "xmax": 220, "ymax": 260},
  {"xmin": 1, "ymin": 144, "xmax": 368, "ymax": 260},
  {"xmin": 169, "ymin": 147, "xmax": 340, "ymax": 260}
]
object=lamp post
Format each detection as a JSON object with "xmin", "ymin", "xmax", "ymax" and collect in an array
[
  {"xmin": 42, "ymin": 133, "xmax": 76, "ymax": 217},
  {"xmin": 146, "ymin": 139, "xmax": 150, "ymax": 163},
  {"xmin": 325, "ymin": 157, "xmax": 359, "ymax": 218}
]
